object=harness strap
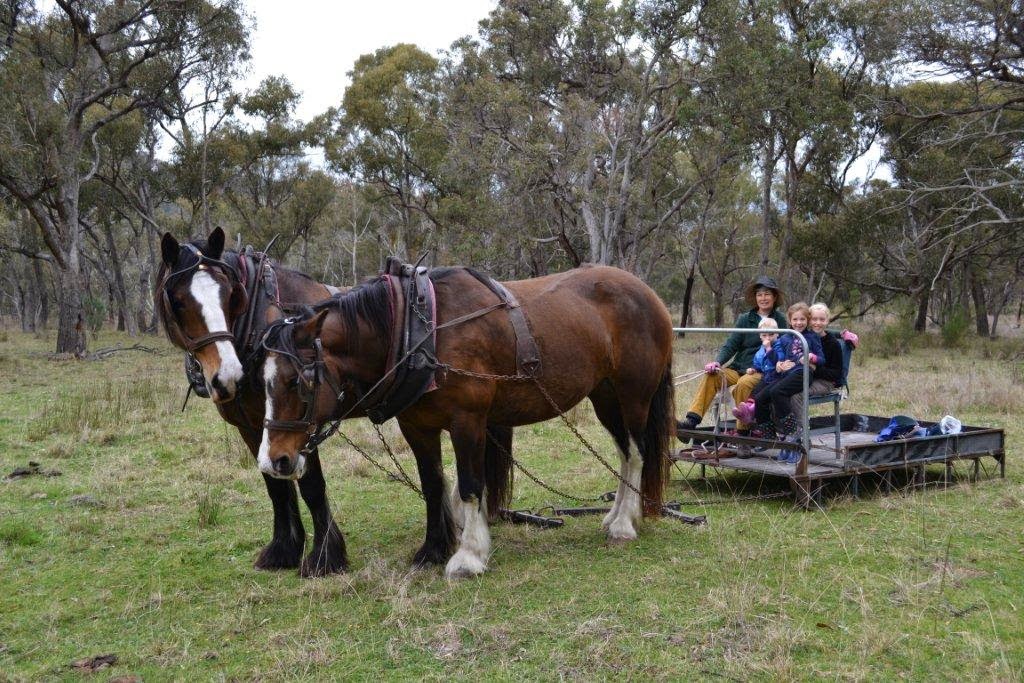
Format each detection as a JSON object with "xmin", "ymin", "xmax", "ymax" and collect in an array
[
  {"xmin": 185, "ymin": 330, "xmax": 235, "ymax": 353},
  {"xmin": 465, "ymin": 272, "xmax": 543, "ymax": 377}
]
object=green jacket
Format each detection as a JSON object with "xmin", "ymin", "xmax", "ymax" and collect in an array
[{"xmin": 716, "ymin": 309, "xmax": 788, "ymax": 373}]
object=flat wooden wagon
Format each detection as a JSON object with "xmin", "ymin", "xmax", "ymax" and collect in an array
[{"xmin": 674, "ymin": 415, "xmax": 1006, "ymax": 508}]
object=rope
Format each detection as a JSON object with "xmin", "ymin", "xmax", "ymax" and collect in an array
[{"xmin": 673, "ymin": 369, "xmax": 705, "ymax": 386}]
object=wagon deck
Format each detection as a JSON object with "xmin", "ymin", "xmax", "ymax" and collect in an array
[{"xmin": 673, "ymin": 414, "xmax": 1006, "ymax": 508}]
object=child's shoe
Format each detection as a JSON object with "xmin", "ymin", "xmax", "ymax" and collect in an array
[
  {"xmin": 776, "ymin": 430, "xmax": 803, "ymax": 464},
  {"xmin": 751, "ymin": 421, "xmax": 777, "ymax": 453},
  {"xmin": 731, "ymin": 399, "xmax": 755, "ymax": 425}
]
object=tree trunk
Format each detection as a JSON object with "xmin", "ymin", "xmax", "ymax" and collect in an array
[
  {"xmin": 913, "ymin": 290, "xmax": 929, "ymax": 333},
  {"xmin": 760, "ymin": 131, "xmax": 775, "ymax": 272},
  {"xmin": 989, "ymin": 281, "xmax": 1014, "ymax": 339},
  {"xmin": 144, "ymin": 225, "xmax": 160, "ymax": 333},
  {"xmin": 680, "ymin": 273, "xmax": 695, "ymax": 333},
  {"xmin": 777, "ymin": 154, "xmax": 797, "ymax": 284},
  {"xmin": 969, "ymin": 270, "xmax": 989, "ymax": 337},
  {"xmin": 103, "ymin": 222, "xmax": 139, "ymax": 337},
  {"xmin": 55, "ymin": 265, "xmax": 87, "ymax": 356},
  {"xmin": 32, "ymin": 258, "xmax": 49, "ymax": 330}
]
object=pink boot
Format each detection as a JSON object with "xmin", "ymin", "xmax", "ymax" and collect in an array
[{"xmin": 732, "ymin": 399, "xmax": 755, "ymax": 425}]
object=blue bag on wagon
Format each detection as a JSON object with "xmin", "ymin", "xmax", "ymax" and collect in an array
[{"xmin": 875, "ymin": 415, "xmax": 918, "ymax": 442}]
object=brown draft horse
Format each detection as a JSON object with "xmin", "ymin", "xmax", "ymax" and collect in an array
[
  {"xmin": 258, "ymin": 264, "xmax": 675, "ymax": 578},
  {"xmin": 155, "ymin": 228, "xmax": 514, "ymax": 576}
]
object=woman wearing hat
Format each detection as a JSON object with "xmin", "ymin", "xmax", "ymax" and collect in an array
[{"xmin": 678, "ymin": 275, "xmax": 788, "ymax": 435}]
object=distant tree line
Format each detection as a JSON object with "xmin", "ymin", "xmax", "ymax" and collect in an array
[{"xmin": 1, "ymin": 0, "xmax": 1021, "ymax": 353}]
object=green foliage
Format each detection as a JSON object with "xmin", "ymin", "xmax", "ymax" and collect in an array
[
  {"xmin": 82, "ymin": 295, "xmax": 106, "ymax": 334},
  {"xmin": 872, "ymin": 318, "xmax": 919, "ymax": 358},
  {"xmin": 196, "ymin": 487, "xmax": 224, "ymax": 529},
  {"xmin": 941, "ymin": 309, "xmax": 970, "ymax": 348}
]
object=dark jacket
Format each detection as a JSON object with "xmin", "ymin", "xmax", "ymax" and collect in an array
[
  {"xmin": 716, "ymin": 309, "xmax": 788, "ymax": 373},
  {"xmin": 813, "ymin": 331, "xmax": 844, "ymax": 386}
]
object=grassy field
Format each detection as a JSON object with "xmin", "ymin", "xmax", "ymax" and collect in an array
[{"xmin": 0, "ymin": 326, "xmax": 1021, "ymax": 681}]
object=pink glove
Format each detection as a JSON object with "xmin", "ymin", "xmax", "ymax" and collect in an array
[
  {"xmin": 841, "ymin": 329, "xmax": 859, "ymax": 348},
  {"xmin": 808, "ymin": 353, "xmax": 819, "ymax": 365},
  {"xmin": 704, "ymin": 361, "xmax": 721, "ymax": 374}
]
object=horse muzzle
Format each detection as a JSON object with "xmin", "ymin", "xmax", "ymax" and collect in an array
[
  {"xmin": 263, "ymin": 453, "xmax": 306, "ymax": 480},
  {"xmin": 208, "ymin": 372, "xmax": 238, "ymax": 403}
]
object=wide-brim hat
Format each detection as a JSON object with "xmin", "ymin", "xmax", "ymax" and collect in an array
[{"xmin": 744, "ymin": 275, "xmax": 785, "ymax": 308}]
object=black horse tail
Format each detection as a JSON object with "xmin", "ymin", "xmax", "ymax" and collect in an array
[
  {"xmin": 640, "ymin": 364, "xmax": 674, "ymax": 517},
  {"xmin": 484, "ymin": 424, "xmax": 514, "ymax": 521}
]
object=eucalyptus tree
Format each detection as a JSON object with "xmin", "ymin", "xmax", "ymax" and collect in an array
[
  {"xmin": 0, "ymin": 0, "xmax": 248, "ymax": 354},
  {"xmin": 327, "ymin": 44, "xmax": 447, "ymax": 261},
  {"xmin": 880, "ymin": 80, "xmax": 1022, "ymax": 331},
  {"xmin": 443, "ymin": 0, "xmax": 725, "ymax": 274},
  {"xmin": 215, "ymin": 76, "xmax": 334, "ymax": 260}
]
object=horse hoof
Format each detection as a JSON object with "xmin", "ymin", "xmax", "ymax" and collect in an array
[
  {"xmin": 606, "ymin": 521, "xmax": 638, "ymax": 544},
  {"xmin": 299, "ymin": 552, "xmax": 348, "ymax": 578},
  {"xmin": 254, "ymin": 540, "xmax": 303, "ymax": 570},
  {"xmin": 412, "ymin": 545, "xmax": 451, "ymax": 568},
  {"xmin": 444, "ymin": 551, "xmax": 486, "ymax": 579}
]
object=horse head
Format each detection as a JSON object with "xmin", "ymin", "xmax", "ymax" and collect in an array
[
  {"xmin": 257, "ymin": 308, "xmax": 344, "ymax": 479},
  {"xmin": 156, "ymin": 227, "xmax": 248, "ymax": 403},
  {"xmin": 257, "ymin": 279, "xmax": 392, "ymax": 479}
]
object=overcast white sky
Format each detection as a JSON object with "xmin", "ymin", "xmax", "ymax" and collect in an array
[{"xmin": 241, "ymin": 0, "xmax": 497, "ymax": 121}]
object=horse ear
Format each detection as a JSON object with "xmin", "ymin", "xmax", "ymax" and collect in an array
[
  {"xmin": 295, "ymin": 310, "xmax": 330, "ymax": 346},
  {"xmin": 161, "ymin": 233, "xmax": 180, "ymax": 266},
  {"xmin": 207, "ymin": 227, "xmax": 225, "ymax": 260}
]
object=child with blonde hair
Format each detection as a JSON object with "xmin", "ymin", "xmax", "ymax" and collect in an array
[{"xmin": 731, "ymin": 317, "xmax": 782, "ymax": 424}]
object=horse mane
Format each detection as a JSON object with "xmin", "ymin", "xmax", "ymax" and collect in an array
[
  {"xmin": 317, "ymin": 276, "xmax": 392, "ymax": 354},
  {"xmin": 263, "ymin": 276, "xmax": 392, "ymax": 358}
]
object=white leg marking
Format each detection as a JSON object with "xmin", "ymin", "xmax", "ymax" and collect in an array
[
  {"xmin": 445, "ymin": 496, "xmax": 491, "ymax": 579},
  {"xmin": 449, "ymin": 480, "xmax": 465, "ymax": 531},
  {"xmin": 190, "ymin": 271, "xmax": 243, "ymax": 386},
  {"xmin": 607, "ymin": 445, "xmax": 643, "ymax": 542},
  {"xmin": 601, "ymin": 453, "xmax": 628, "ymax": 530}
]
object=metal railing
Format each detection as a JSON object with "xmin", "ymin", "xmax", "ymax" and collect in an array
[{"xmin": 673, "ymin": 327, "xmax": 811, "ymax": 474}]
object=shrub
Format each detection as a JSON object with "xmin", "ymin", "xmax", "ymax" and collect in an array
[
  {"xmin": 870, "ymin": 319, "xmax": 918, "ymax": 358},
  {"xmin": 940, "ymin": 310, "xmax": 970, "ymax": 347},
  {"xmin": 83, "ymin": 296, "xmax": 106, "ymax": 335}
]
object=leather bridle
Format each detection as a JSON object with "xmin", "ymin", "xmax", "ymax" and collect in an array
[
  {"xmin": 159, "ymin": 244, "xmax": 248, "ymax": 354},
  {"xmin": 260, "ymin": 321, "xmax": 347, "ymax": 455}
]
